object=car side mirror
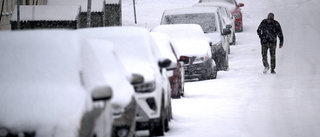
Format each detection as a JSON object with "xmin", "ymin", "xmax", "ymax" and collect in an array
[
  {"xmin": 239, "ymin": 3, "xmax": 244, "ymax": 7},
  {"xmin": 159, "ymin": 59, "xmax": 171, "ymax": 68},
  {"xmin": 226, "ymin": 24, "xmax": 232, "ymax": 29},
  {"xmin": 222, "ymin": 28, "xmax": 231, "ymax": 35},
  {"xmin": 130, "ymin": 73, "xmax": 144, "ymax": 84},
  {"xmin": 179, "ymin": 56, "xmax": 189, "ymax": 64},
  {"xmin": 92, "ymin": 86, "xmax": 112, "ymax": 101}
]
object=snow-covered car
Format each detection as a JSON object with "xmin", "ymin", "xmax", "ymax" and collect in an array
[
  {"xmin": 193, "ymin": 3, "xmax": 236, "ymax": 45},
  {"xmin": 152, "ymin": 24, "xmax": 218, "ymax": 81},
  {"xmin": 150, "ymin": 32, "xmax": 189, "ymax": 98},
  {"xmin": 161, "ymin": 7, "xmax": 231, "ymax": 71},
  {"xmin": 199, "ymin": 0, "xmax": 244, "ymax": 32},
  {"xmin": 87, "ymin": 39, "xmax": 137, "ymax": 137},
  {"xmin": 77, "ymin": 27, "xmax": 172, "ymax": 136},
  {"xmin": 0, "ymin": 30, "xmax": 113, "ymax": 137}
]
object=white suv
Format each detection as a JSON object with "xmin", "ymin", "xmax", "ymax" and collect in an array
[{"xmin": 77, "ymin": 27, "xmax": 172, "ymax": 136}]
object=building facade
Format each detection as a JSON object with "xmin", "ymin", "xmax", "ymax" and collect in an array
[{"xmin": 0, "ymin": 0, "xmax": 47, "ymax": 30}]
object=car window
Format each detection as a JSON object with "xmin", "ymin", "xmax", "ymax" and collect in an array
[{"xmin": 163, "ymin": 13, "xmax": 217, "ymax": 33}]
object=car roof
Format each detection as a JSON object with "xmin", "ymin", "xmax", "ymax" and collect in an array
[
  {"xmin": 77, "ymin": 27, "xmax": 161, "ymax": 82},
  {"xmin": 163, "ymin": 7, "xmax": 219, "ymax": 16}
]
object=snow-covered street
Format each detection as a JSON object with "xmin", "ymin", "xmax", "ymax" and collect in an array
[{"xmin": 123, "ymin": 0, "xmax": 320, "ymax": 136}]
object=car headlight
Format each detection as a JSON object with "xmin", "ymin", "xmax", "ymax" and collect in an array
[
  {"xmin": 195, "ymin": 55, "xmax": 209, "ymax": 62},
  {"xmin": 133, "ymin": 81, "xmax": 156, "ymax": 93},
  {"xmin": 233, "ymin": 12, "xmax": 241, "ymax": 19}
]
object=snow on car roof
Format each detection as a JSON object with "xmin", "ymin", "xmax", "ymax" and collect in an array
[
  {"xmin": 77, "ymin": 27, "xmax": 160, "ymax": 82},
  {"xmin": 193, "ymin": 2, "xmax": 234, "ymax": 11},
  {"xmin": 47, "ymin": 0, "xmax": 104, "ymax": 12},
  {"xmin": 87, "ymin": 38, "xmax": 134, "ymax": 111},
  {"xmin": 163, "ymin": 7, "xmax": 219, "ymax": 16},
  {"xmin": 151, "ymin": 24, "xmax": 211, "ymax": 57},
  {"xmin": 0, "ymin": 30, "xmax": 89, "ymax": 131},
  {"xmin": 150, "ymin": 32, "xmax": 179, "ymax": 68},
  {"xmin": 11, "ymin": 5, "xmax": 80, "ymax": 21}
]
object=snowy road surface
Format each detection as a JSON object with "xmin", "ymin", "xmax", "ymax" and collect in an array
[{"xmin": 123, "ymin": 0, "xmax": 320, "ymax": 136}]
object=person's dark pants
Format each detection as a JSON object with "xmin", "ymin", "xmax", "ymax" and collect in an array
[{"xmin": 261, "ymin": 43, "xmax": 276, "ymax": 70}]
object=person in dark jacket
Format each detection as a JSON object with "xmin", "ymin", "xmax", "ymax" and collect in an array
[{"xmin": 257, "ymin": 12, "xmax": 284, "ymax": 74}]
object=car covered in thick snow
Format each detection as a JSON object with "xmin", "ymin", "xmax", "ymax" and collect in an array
[
  {"xmin": 199, "ymin": 0, "xmax": 244, "ymax": 32},
  {"xmin": 77, "ymin": 27, "xmax": 172, "ymax": 136},
  {"xmin": 150, "ymin": 32, "xmax": 189, "ymax": 98},
  {"xmin": 87, "ymin": 39, "xmax": 137, "ymax": 137},
  {"xmin": 152, "ymin": 24, "xmax": 217, "ymax": 81},
  {"xmin": 160, "ymin": 7, "xmax": 231, "ymax": 71},
  {"xmin": 193, "ymin": 3, "xmax": 236, "ymax": 45},
  {"xmin": 0, "ymin": 30, "xmax": 113, "ymax": 137}
]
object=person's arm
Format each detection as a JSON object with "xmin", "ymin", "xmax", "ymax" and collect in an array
[{"xmin": 276, "ymin": 21, "xmax": 284, "ymax": 48}]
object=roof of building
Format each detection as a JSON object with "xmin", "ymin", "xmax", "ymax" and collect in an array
[{"xmin": 11, "ymin": 5, "xmax": 80, "ymax": 21}]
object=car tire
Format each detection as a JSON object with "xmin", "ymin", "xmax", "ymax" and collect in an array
[
  {"xmin": 210, "ymin": 66, "xmax": 217, "ymax": 79},
  {"xmin": 223, "ymin": 51, "xmax": 229, "ymax": 71},
  {"xmin": 149, "ymin": 105, "xmax": 165, "ymax": 136},
  {"xmin": 171, "ymin": 86, "xmax": 181, "ymax": 99},
  {"xmin": 230, "ymin": 32, "xmax": 236, "ymax": 45}
]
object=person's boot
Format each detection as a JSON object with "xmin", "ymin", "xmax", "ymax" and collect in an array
[
  {"xmin": 271, "ymin": 69, "xmax": 276, "ymax": 74},
  {"xmin": 263, "ymin": 66, "xmax": 270, "ymax": 74}
]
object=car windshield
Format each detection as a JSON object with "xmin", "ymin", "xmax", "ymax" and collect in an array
[{"xmin": 163, "ymin": 13, "xmax": 217, "ymax": 33}]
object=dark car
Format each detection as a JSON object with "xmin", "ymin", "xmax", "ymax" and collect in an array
[
  {"xmin": 152, "ymin": 24, "xmax": 218, "ymax": 81},
  {"xmin": 200, "ymin": 0, "xmax": 244, "ymax": 32}
]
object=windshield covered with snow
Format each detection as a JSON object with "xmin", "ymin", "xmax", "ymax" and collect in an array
[{"xmin": 163, "ymin": 13, "xmax": 217, "ymax": 33}]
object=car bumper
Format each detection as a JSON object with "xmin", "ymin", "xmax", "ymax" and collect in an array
[
  {"xmin": 112, "ymin": 97, "xmax": 137, "ymax": 137},
  {"xmin": 184, "ymin": 61, "xmax": 213, "ymax": 80}
]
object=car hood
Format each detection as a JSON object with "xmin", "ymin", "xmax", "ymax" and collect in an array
[
  {"xmin": 205, "ymin": 32, "xmax": 222, "ymax": 45},
  {"xmin": 0, "ymin": 83, "xmax": 88, "ymax": 132},
  {"xmin": 172, "ymin": 40, "xmax": 210, "ymax": 57}
]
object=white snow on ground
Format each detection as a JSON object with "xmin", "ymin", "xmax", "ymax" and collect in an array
[{"xmin": 123, "ymin": 0, "xmax": 320, "ymax": 136}]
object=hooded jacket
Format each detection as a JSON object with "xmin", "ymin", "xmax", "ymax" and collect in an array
[{"xmin": 257, "ymin": 18, "xmax": 284, "ymax": 45}]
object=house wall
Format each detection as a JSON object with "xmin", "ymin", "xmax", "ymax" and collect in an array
[
  {"xmin": 0, "ymin": 0, "xmax": 47, "ymax": 30},
  {"xmin": 104, "ymin": 3, "xmax": 121, "ymax": 26}
]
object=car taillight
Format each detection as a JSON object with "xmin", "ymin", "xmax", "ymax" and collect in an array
[{"xmin": 179, "ymin": 56, "xmax": 190, "ymax": 64}]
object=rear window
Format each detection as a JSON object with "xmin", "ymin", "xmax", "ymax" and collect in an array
[{"xmin": 163, "ymin": 13, "xmax": 217, "ymax": 33}]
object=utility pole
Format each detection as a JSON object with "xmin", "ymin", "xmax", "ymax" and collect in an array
[
  {"xmin": 133, "ymin": 0, "xmax": 137, "ymax": 24},
  {"xmin": 17, "ymin": 0, "xmax": 20, "ymax": 29},
  {"xmin": 87, "ymin": 0, "xmax": 91, "ymax": 27}
]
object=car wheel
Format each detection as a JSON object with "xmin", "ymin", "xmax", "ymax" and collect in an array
[
  {"xmin": 171, "ymin": 87, "xmax": 181, "ymax": 99},
  {"xmin": 230, "ymin": 32, "xmax": 236, "ymax": 45},
  {"xmin": 181, "ymin": 82, "xmax": 184, "ymax": 97},
  {"xmin": 149, "ymin": 105, "xmax": 165, "ymax": 136},
  {"xmin": 223, "ymin": 51, "xmax": 229, "ymax": 71},
  {"xmin": 209, "ymin": 66, "xmax": 217, "ymax": 79}
]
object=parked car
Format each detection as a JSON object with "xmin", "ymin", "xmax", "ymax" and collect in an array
[
  {"xmin": 199, "ymin": 0, "xmax": 244, "ymax": 32},
  {"xmin": 193, "ymin": 3, "xmax": 236, "ymax": 45},
  {"xmin": 150, "ymin": 32, "xmax": 189, "ymax": 98},
  {"xmin": 0, "ymin": 30, "xmax": 113, "ymax": 137},
  {"xmin": 152, "ymin": 24, "xmax": 217, "ymax": 81},
  {"xmin": 77, "ymin": 27, "xmax": 172, "ymax": 136},
  {"xmin": 161, "ymin": 7, "xmax": 231, "ymax": 71},
  {"xmin": 87, "ymin": 39, "xmax": 137, "ymax": 137}
]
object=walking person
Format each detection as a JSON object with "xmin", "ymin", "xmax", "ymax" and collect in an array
[{"xmin": 257, "ymin": 13, "xmax": 284, "ymax": 74}]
